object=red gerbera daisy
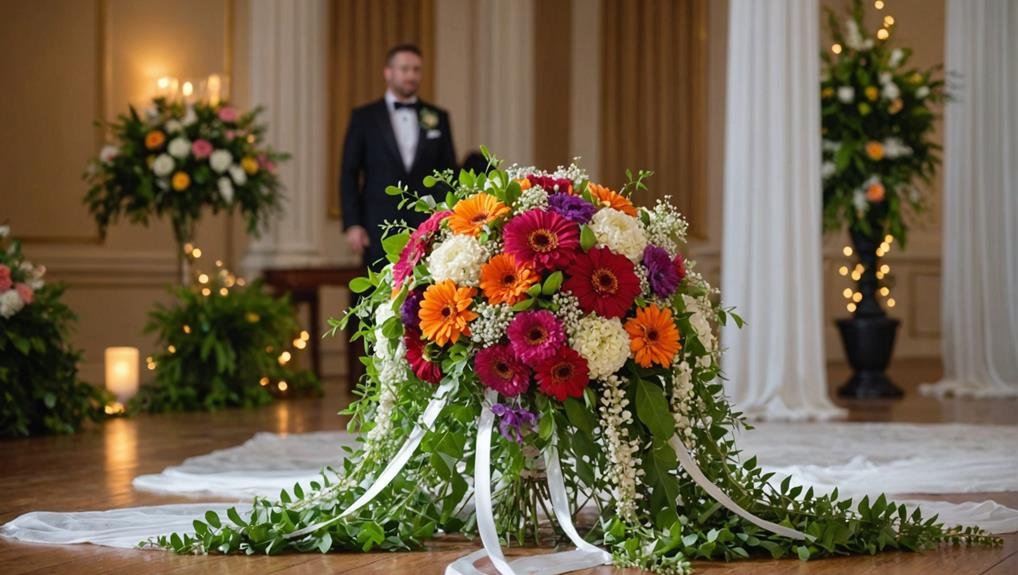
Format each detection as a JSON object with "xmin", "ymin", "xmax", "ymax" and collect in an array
[
  {"xmin": 404, "ymin": 327, "xmax": 442, "ymax": 384},
  {"xmin": 502, "ymin": 209, "xmax": 580, "ymax": 271},
  {"xmin": 527, "ymin": 174, "xmax": 574, "ymax": 195},
  {"xmin": 535, "ymin": 346, "xmax": 589, "ymax": 401},
  {"xmin": 563, "ymin": 247, "xmax": 641, "ymax": 318}
]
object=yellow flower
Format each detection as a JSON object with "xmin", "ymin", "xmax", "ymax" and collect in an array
[
  {"xmin": 865, "ymin": 141, "xmax": 885, "ymax": 161},
  {"xmin": 889, "ymin": 98, "xmax": 904, "ymax": 114},
  {"xmin": 821, "ymin": 87, "xmax": 834, "ymax": 99},
  {"xmin": 909, "ymin": 72, "xmax": 924, "ymax": 85},
  {"xmin": 171, "ymin": 171, "xmax": 190, "ymax": 191},
  {"xmin": 246, "ymin": 312, "xmax": 260, "ymax": 323},
  {"xmin": 241, "ymin": 156, "xmax": 259, "ymax": 175},
  {"xmin": 145, "ymin": 130, "xmax": 166, "ymax": 150},
  {"xmin": 864, "ymin": 86, "xmax": 879, "ymax": 101}
]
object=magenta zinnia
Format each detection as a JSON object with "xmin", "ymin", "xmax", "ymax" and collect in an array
[
  {"xmin": 394, "ymin": 210, "xmax": 451, "ymax": 289},
  {"xmin": 475, "ymin": 344, "xmax": 531, "ymax": 397},
  {"xmin": 506, "ymin": 310, "xmax": 566, "ymax": 363},
  {"xmin": 535, "ymin": 347, "xmax": 589, "ymax": 401},
  {"xmin": 564, "ymin": 247, "xmax": 641, "ymax": 318},
  {"xmin": 502, "ymin": 209, "xmax": 579, "ymax": 271}
]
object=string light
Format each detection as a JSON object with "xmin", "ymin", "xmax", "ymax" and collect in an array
[
  {"xmin": 294, "ymin": 339, "xmax": 307, "ymax": 350},
  {"xmin": 842, "ymin": 288, "xmax": 853, "ymax": 299},
  {"xmin": 278, "ymin": 381, "xmax": 288, "ymax": 392},
  {"xmin": 201, "ymin": 287, "xmax": 212, "ymax": 296},
  {"xmin": 884, "ymin": 15, "xmax": 895, "ymax": 26},
  {"xmin": 219, "ymin": 287, "xmax": 229, "ymax": 296},
  {"xmin": 851, "ymin": 270, "xmax": 862, "ymax": 281},
  {"xmin": 300, "ymin": 331, "xmax": 310, "ymax": 341},
  {"xmin": 259, "ymin": 377, "xmax": 270, "ymax": 386},
  {"xmin": 877, "ymin": 28, "xmax": 890, "ymax": 40},
  {"xmin": 167, "ymin": 345, "xmax": 176, "ymax": 354},
  {"xmin": 880, "ymin": 264, "xmax": 891, "ymax": 274},
  {"xmin": 887, "ymin": 298, "xmax": 896, "ymax": 308},
  {"xmin": 215, "ymin": 260, "xmax": 224, "ymax": 267},
  {"xmin": 182, "ymin": 324, "xmax": 191, "ymax": 334},
  {"xmin": 843, "ymin": 246, "xmax": 854, "ymax": 257},
  {"xmin": 852, "ymin": 292, "xmax": 863, "ymax": 303},
  {"xmin": 847, "ymin": 303, "xmax": 857, "ymax": 313},
  {"xmin": 838, "ymin": 266, "xmax": 849, "ymax": 276},
  {"xmin": 880, "ymin": 287, "xmax": 890, "ymax": 296},
  {"xmin": 184, "ymin": 243, "xmax": 194, "ymax": 255},
  {"xmin": 831, "ymin": 43, "xmax": 843, "ymax": 54},
  {"xmin": 874, "ymin": 0, "xmax": 885, "ymax": 9},
  {"xmin": 278, "ymin": 351, "xmax": 292, "ymax": 365},
  {"xmin": 104, "ymin": 402, "xmax": 126, "ymax": 415},
  {"xmin": 198, "ymin": 273, "xmax": 209, "ymax": 284},
  {"xmin": 192, "ymin": 248, "xmax": 203, "ymax": 259}
]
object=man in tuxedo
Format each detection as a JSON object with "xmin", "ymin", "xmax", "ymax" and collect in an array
[{"xmin": 340, "ymin": 43, "xmax": 457, "ymax": 271}]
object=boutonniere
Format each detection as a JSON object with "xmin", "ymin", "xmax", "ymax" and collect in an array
[{"xmin": 419, "ymin": 107, "xmax": 439, "ymax": 130}]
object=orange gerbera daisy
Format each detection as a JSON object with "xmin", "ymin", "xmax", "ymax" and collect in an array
[
  {"xmin": 517, "ymin": 178, "xmax": 532, "ymax": 191},
  {"xmin": 588, "ymin": 183, "xmax": 637, "ymax": 217},
  {"xmin": 145, "ymin": 130, "xmax": 166, "ymax": 150},
  {"xmin": 419, "ymin": 280, "xmax": 479, "ymax": 346},
  {"xmin": 449, "ymin": 193, "xmax": 510, "ymax": 236},
  {"xmin": 865, "ymin": 141, "xmax": 885, "ymax": 161},
  {"xmin": 479, "ymin": 253, "xmax": 538, "ymax": 305},
  {"xmin": 625, "ymin": 304, "xmax": 681, "ymax": 368}
]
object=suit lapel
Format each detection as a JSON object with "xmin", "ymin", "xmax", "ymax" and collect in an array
[{"xmin": 373, "ymin": 100, "xmax": 406, "ymax": 174}]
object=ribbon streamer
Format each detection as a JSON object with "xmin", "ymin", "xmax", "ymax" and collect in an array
[
  {"xmin": 287, "ymin": 380, "xmax": 455, "ymax": 539},
  {"xmin": 669, "ymin": 435, "xmax": 808, "ymax": 541}
]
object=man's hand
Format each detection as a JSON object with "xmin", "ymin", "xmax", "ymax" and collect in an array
[{"xmin": 345, "ymin": 225, "xmax": 370, "ymax": 256}]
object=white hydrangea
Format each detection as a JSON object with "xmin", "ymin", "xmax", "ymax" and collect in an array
[
  {"xmin": 571, "ymin": 315, "xmax": 630, "ymax": 379},
  {"xmin": 0, "ymin": 290, "xmax": 24, "ymax": 318},
  {"xmin": 152, "ymin": 154, "xmax": 174, "ymax": 177},
  {"xmin": 218, "ymin": 177, "xmax": 234, "ymax": 204},
  {"xmin": 168, "ymin": 137, "xmax": 191, "ymax": 159},
  {"xmin": 426, "ymin": 234, "xmax": 485, "ymax": 286},
  {"xmin": 640, "ymin": 197, "xmax": 688, "ymax": 257},
  {"xmin": 590, "ymin": 207, "xmax": 647, "ymax": 262},
  {"xmin": 470, "ymin": 302, "xmax": 514, "ymax": 347},
  {"xmin": 229, "ymin": 164, "xmax": 247, "ymax": 185},
  {"xmin": 210, "ymin": 149, "xmax": 232, "ymax": 173},
  {"xmin": 837, "ymin": 86, "xmax": 855, "ymax": 103}
]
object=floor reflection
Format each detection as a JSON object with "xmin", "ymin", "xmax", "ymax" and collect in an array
[{"xmin": 103, "ymin": 417, "xmax": 138, "ymax": 501}]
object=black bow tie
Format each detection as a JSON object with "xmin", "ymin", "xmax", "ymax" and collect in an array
[{"xmin": 393, "ymin": 101, "xmax": 418, "ymax": 111}]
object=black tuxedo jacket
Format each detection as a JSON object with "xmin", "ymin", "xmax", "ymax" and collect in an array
[{"xmin": 339, "ymin": 98, "xmax": 456, "ymax": 269}]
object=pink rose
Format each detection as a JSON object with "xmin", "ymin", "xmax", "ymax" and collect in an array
[
  {"xmin": 15, "ymin": 283, "xmax": 33, "ymax": 305},
  {"xmin": 218, "ymin": 106, "xmax": 238, "ymax": 123},
  {"xmin": 0, "ymin": 265, "xmax": 10, "ymax": 291},
  {"xmin": 225, "ymin": 130, "xmax": 236, "ymax": 141},
  {"xmin": 192, "ymin": 139, "xmax": 213, "ymax": 159},
  {"xmin": 257, "ymin": 154, "xmax": 277, "ymax": 173}
]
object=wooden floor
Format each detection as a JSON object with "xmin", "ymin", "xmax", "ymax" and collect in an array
[{"xmin": 1, "ymin": 359, "xmax": 1015, "ymax": 574}]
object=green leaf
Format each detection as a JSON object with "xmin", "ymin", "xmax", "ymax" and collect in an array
[
  {"xmin": 580, "ymin": 225, "xmax": 597, "ymax": 251},
  {"xmin": 635, "ymin": 379, "xmax": 675, "ymax": 440},
  {"xmin": 563, "ymin": 397, "xmax": 594, "ymax": 435},
  {"xmin": 422, "ymin": 176, "xmax": 437, "ymax": 188},
  {"xmin": 349, "ymin": 277, "xmax": 373, "ymax": 294},
  {"xmin": 542, "ymin": 271, "xmax": 564, "ymax": 295},
  {"xmin": 512, "ymin": 298, "xmax": 535, "ymax": 312},
  {"xmin": 226, "ymin": 507, "xmax": 246, "ymax": 527},
  {"xmin": 204, "ymin": 510, "xmax": 222, "ymax": 529},
  {"xmin": 526, "ymin": 283, "xmax": 543, "ymax": 298},
  {"xmin": 385, "ymin": 185, "xmax": 404, "ymax": 196},
  {"xmin": 382, "ymin": 231, "xmax": 410, "ymax": 259},
  {"xmin": 317, "ymin": 532, "xmax": 332, "ymax": 553}
]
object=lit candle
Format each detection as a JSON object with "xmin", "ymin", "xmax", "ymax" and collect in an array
[
  {"xmin": 105, "ymin": 347, "xmax": 139, "ymax": 402},
  {"xmin": 207, "ymin": 74, "xmax": 222, "ymax": 105},
  {"xmin": 182, "ymin": 80, "xmax": 195, "ymax": 103}
]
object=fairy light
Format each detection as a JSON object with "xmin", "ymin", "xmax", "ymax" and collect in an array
[
  {"xmin": 832, "ymin": 43, "xmax": 843, "ymax": 54},
  {"xmin": 201, "ymin": 287, "xmax": 212, "ymax": 296},
  {"xmin": 880, "ymin": 264, "xmax": 891, "ymax": 274},
  {"xmin": 278, "ymin": 351, "xmax": 292, "ymax": 365},
  {"xmin": 874, "ymin": 0, "xmax": 884, "ymax": 9},
  {"xmin": 167, "ymin": 345, "xmax": 176, "ymax": 354},
  {"xmin": 198, "ymin": 273, "xmax": 209, "ymax": 284},
  {"xmin": 278, "ymin": 381, "xmax": 289, "ymax": 392},
  {"xmin": 259, "ymin": 377, "xmax": 270, "ymax": 386},
  {"xmin": 219, "ymin": 287, "xmax": 229, "ymax": 296},
  {"xmin": 192, "ymin": 248, "xmax": 203, "ymax": 259},
  {"xmin": 851, "ymin": 270, "xmax": 862, "ymax": 281},
  {"xmin": 300, "ymin": 331, "xmax": 310, "ymax": 341},
  {"xmin": 847, "ymin": 303, "xmax": 857, "ymax": 313},
  {"xmin": 852, "ymin": 292, "xmax": 863, "ymax": 303},
  {"xmin": 265, "ymin": 346, "xmax": 274, "ymax": 353},
  {"xmin": 294, "ymin": 339, "xmax": 307, "ymax": 350},
  {"xmin": 880, "ymin": 287, "xmax": 890, "ymax": 296},
  {"xmin": 182, "ymin": 324, "xmax": 191, "ymax": 334},
  {"xmin": 887, "ymin": 298, "xmax": 896, "ymax": 308},
  {"xmin": 184, "ymin": 243, "xmax": 194, "ymax": 255},
  {"xmin": 215, "ymin": 260, "xmax": 224, "ymax": 267},
  {"xmin": 237, "ymin": 278, "xmax": 247, "ymax": 287},
  {"xmin": 843, "ymin": 246, "xmax": 854, "ymax": 257},
  {"xmin": 884, "ymin": 15, "xmax": 895, "ymax": 26},
  {"xmin": 885, "ymin": 234, "xmax": 894, "ymax": 244},
  {"xmin": 842, "ymin": 288, "xmax": 853, "ymax": 299},
  {"xmin": 105, "ymin": 402, "xmax": 126, "ymax": 415},
  {"xmin": 838, "ymin": 266, "xmax": 849, "ymax": 276},
  {"xmin": 877, "ymin": 28, "xmax": 890, "ymax": 40}
]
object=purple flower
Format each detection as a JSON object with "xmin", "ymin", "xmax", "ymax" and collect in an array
[
  {"xmin": 643, "ymin": 245, "xmax": 680, "ymax": 298},
  {"xmin": 400, "ymin": 288, "xmax": 425, "ymax": 330},
  {"xmin": 490, "ymin": 403, "xmax": 538, "ymax": 443},
  {"xmin": 475, "ymin": 344, "xmax": 531, "ymax": 396},
  {"xmin": 548, "ymin": 193, "xmax": 597, "ymax": 224},
  {"xmin": 507, "ymin": 310, "xmax": 566, "ymax": 363}
]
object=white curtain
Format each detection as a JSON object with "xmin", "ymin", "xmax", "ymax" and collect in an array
[
  {"xmin": 721, "ymin": 0, "xmax": 844, "ymax": 421},
  {"xmin": 923, "ymin": 0, "xmax": 1018, "ymax": 398}
]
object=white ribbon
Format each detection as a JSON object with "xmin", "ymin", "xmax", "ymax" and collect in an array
[
  {"xmin": 287, "ymin": 380, "xmax": 455, "ymax": 539},
  {"xmin": 669, "ymin": 435, "xmax": 808, "ymax": 541},
  {"xmin": 446, "ymin": 390, "xmax": 611, "ymax": 575}
]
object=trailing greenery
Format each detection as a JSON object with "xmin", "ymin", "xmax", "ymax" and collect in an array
[
  {"xmin": 135, "ymin": 270, "xmax": 319, "ymax": 413},
  {"xmin": 150, "ymin": 152, "xmax": 998, "ymax": 572},
  {"xmin": 0, "ymin": 230, "xmax": 109, "ymax": 437},
  {"xmin": 820, "ymin": 0, "xmax": 946, "ymax": 246}
]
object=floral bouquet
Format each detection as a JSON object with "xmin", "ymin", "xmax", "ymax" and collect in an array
[
  {"xmin": 820, "ymin": 0, "xmax": 945, "ymax": 246},
  {"xmin": 0, "ymin": 226, "xmax": 109, "ymax": 437},
  {"xmin": 84, "ymin": 97, "xmax": 287, "ymax": 247},
  {"xmin": 157, "ymin": 153, "xmax": 995, "ymax": 573}
]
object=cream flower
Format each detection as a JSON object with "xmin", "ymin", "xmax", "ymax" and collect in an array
[
  {"xmin": 99, "ymin": 145, "xmax": 119, "ymax": 163},
  {"xmin": 837, "ymin": 86, "xmax": 855, "ymax": 103},
  {"xmin": 165, "ymin": 119, "xmax": 183, "ymax": 133},
  {"xmin": 218, "ymin": 177, "xmax": 234, "ymax": 204},
  {"xmin": 571, "ymin": 315, "xmax": 630, "ymax": 379},
  {"xmin": 590, "ymin": 207, "xmax": 647, "ymax": 262},
  {"xmin": 152, "ymin": 154, "xmax": 174, "ymax": 177},
  {"xmin": 228, "ymin": 164, "xmax": 247, "ymax": 185},
  {"xmin": 426, "ymin": 234, "xmax": 486, "ymax": 286},
  {"xmin": 168, "ymin": 137, "xmax": 191, "ymax": 159},
  {"xmin": 0, "ymin": 289, "xmax": 24, "ymax": 318},
  {"xmin": 210, "ymin": 150, "xmax": 232, "ymax": 173}
]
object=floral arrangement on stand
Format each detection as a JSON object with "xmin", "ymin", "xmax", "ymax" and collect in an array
[
  {"xmin": 0, "ymin": 226, "xmax": 110, "ymax": 437},
  {"xmin": 153, "ymin": 152, "xmax": 996, "ymax": 573},
  {"xmin": 135, "ymin": 254, "xmax": 319, "ymax": 413},
  {"xmin": 83, "ymin": 96, "xmax": 287, "ymax": 257}
]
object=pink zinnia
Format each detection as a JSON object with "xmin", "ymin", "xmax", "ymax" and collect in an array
[
  {"xmin": 218, "ymin": 106, "xmax": 239, "ymax": 123},
  {"xmin": 475, "ymin": 344, "xmax": 531, "ymax": 397},
  {"xmin": 15, "ymin": 283, "xmax": 33, "ymax": 305},
  {"xmin": 0, "ymin": 264, "xmax": 11, "ymax": 291},
  {"xmin": 507, "ymin": 310, "xmax": 566, "ymax": 363},
  {"xmin": 502, "ymin": 209, "xmax": 579, "ymax": 271},
  {"xmin": 192, "ymin": 139, "xmax": 213, "ymax": 159},
  {"xmin": 393, "ymin": 210, "xmax": 451, "ymax": 289}
]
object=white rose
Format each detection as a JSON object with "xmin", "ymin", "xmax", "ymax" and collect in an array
[
  {"xmin": 889, "ymin": 48, "xmax": 904, "ymax": 67},
  {"xmin": 0, "ymin": 290, "xmax": 24, "ymax": 319},
  {"xmin": 228, "ymin": 164, "xmax": 247, "ymax": 185},
  {"xmin": 182, "ymin": 106, "xmax": 197, "ymax": 126},
  {"xmin": 882, "ymin": 81, "xmax": 900, "ymax": 101},
  {"xmin": 218, "ymin": 177, "xmax": 234, "ymax": 204},
  {"xmin": 165, "ymin": 119, "xmax": 183, "ymax": 133},
  {"xmin": 571, "ymin": 315, "xmax": 630, "ymax": 379},
  {"xmin": 916, "ymin": 86, "xmax": 930, "ymax": 99},
  {"xmin": 152, "ymin": 154, "xmax": 175, "ymax": 177},
  {"xmin": 590, "ymin": 207, "xmax": 647, "ymax": 262},
  {"xmin": 99, "ymin": 144, "xmax": 119, "ymax": 163},
  {"xmin": 0, "ymin": 225, "xmax": 9, "ymax": 238},
  {"xmin": 426, "ymin": 234, "xmax": 486, "ymax": 286},
  {"xmin": 168, "ymin": 137, "xmax": 191, "ymax": 159},
  {"xmin": 209, "ymin": 150, "xmax": 232, "ymax": 173},
  {"xmin": 879, "ymin": 72, "xmax": 892, "ymax": 85},
  {"xmin": 853, "ymin": 190, "xmax": 868, "ymax": 213},
  {"xmin": 821, "ymin": 161, "xmax": 836, "ymax": 179},
  {"xmin": 837, "ymin": 86, "xmax": 855, "ymax": 103}
]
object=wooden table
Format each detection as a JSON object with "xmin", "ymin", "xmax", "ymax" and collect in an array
[{"xmin": 262, "ymin": 265, "xmax": 365, "ymax": 383}]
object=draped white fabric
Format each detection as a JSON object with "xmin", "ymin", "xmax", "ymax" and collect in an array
[
  {"xmin": 4, "ymin": 422, "xmax": 1016, "ymax": 550},
  {"xmin": 921, "ymin": 0, "xmax": 1018, "ymax": 399},
  {"xmin": 721, "ymin": 0, "xmax": 845, "ymax": 421}
]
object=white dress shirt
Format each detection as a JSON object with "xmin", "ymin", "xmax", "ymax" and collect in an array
[{"xmin": 385, "ymin": 90, "xmax": 420, "ymax": 171}]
